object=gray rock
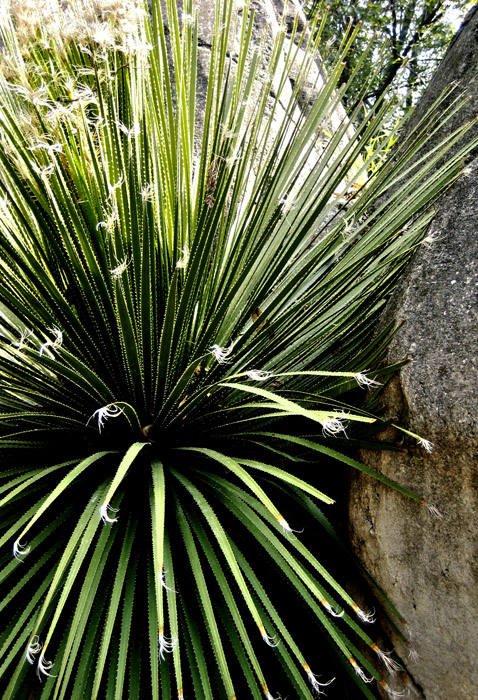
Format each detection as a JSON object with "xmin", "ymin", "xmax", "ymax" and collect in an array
[
  {"xmin": 192, "ymin": 0, "xmax": 355, "ymax": 213},
  {"xmin": 348, "ymin": 7, "xmax": 478, "ymax": 700}
]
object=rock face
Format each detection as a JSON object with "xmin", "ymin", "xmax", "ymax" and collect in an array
[
  {"xmin": 193, "ymin": 0, "xmax": 355, "ymax": 192},
  {"xmin": 348, "ymin": 7, "xmax": 478, "ymax": 700}
]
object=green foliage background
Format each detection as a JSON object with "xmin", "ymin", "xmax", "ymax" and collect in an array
[{"xmin": 308, "ymin": 0, "xmax": 474, "ymax": 113}]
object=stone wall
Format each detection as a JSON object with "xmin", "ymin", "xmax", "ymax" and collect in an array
[
  {"xmin": 192, "ymin": 0, "xmax": 357, "ymax": 198},
  {"xmin": 348, "ymin": 7, "xmax": 478, "ymax": 700}
]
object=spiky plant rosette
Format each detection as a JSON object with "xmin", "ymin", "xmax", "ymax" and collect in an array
[{"xmin": 0, "ymin": 0, "xmax": 473, "ymax": 698}]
